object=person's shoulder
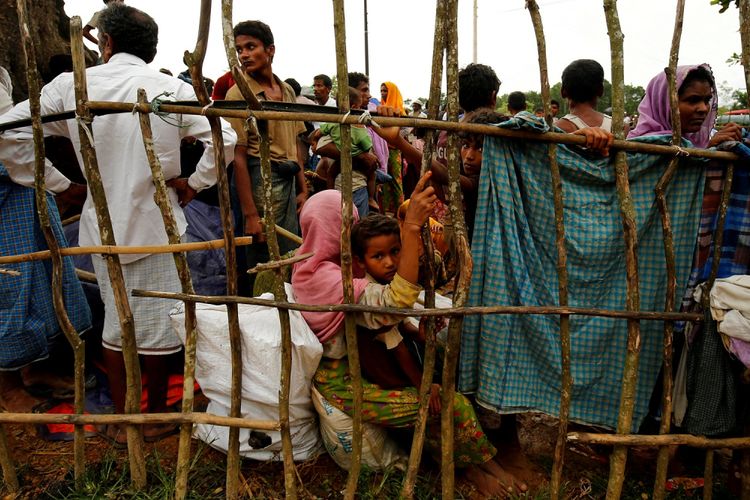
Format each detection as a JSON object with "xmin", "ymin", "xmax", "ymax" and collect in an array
[{"xmin": 225, "ymin": 83, "xmax": 242, "ymax": 100}]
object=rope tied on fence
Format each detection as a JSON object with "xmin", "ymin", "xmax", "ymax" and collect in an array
[
  {"xmin": 673, "ymin": 145, "xmax": 690, "ymax": 157},
  {"xmin": 200, "ymin": 103, "xmax": 212, "ymax": 116},
  {"xmin": 357, "ymin": 109, "xmax": 381, "ymax": 129},
  {"xmin": 75, "ymin": 115, "xmax": 95, "ymax": 149},
  {"xmin": 339, "ymin": 110, "xmax": 350, "ymax": 123},
  {"xmin": 138, "ymin": 91, "xmax": 191, "ymax": 129}
]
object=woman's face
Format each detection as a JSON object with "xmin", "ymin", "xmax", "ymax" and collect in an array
[
  {"xmin": 380, "ymin": 84, "xmax": 388, "ymax": 102},
  {"xmin": 678, "ymin": 79, "xmax": 712, "ymax": 133}
]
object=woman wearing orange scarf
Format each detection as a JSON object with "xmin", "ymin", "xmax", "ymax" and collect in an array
[{"xmin": 379, "ymin": 81, "xmax": 405, "ymax": 214}]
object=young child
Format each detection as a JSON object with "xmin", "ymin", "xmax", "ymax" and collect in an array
[
  {"xmin": 310, "ymin": 86, "xmax": 379, "ymax": 216},
  {"xmin": 555, "ymin": 59, "xmax": 615, "ymax": 133},
  {"xmin": 351, "ymin": 214, "xmax": 441, "ymax": 415}
]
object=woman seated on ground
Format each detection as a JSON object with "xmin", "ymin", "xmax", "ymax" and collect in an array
[
  {"xmin": 628, "ymin": 63, "xmax": 742, "ymax": 147},
  {"xmin": 291, "ymin": 176, "xmax": 527, "ymax": 497}
]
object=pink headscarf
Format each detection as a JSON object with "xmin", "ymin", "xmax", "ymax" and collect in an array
[
  {"xmin": 292, "ymin": 191, "xmax": 369, "ymax": 343},
  {"xmin": 627, "ymin": 64, "xmax": 718, "ymax": 149}
]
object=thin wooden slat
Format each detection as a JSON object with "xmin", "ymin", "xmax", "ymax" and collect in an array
[
  {"xmin": 16, "ymin": 0, "xmax": 87, "ymax": 485},
  {"xmin": 401, "ymin": 0, "xmax": 446, "ymax": 496},
  {"xmin": 69, "ymin": 16, "xmax": 146, "ymax": 488},
  {"xmin": 653, "ymin": 2, "xmax": 686, "ymax": 499},
  {"xmin": 704, "ymin": 450, "xmax": 714, "ymax": 500},
  {"xmin": 0, "ymin": 412, "xmax": 278, "ymax": 429},
  {"xmin": 569, "ymin": 432, "xmax": 750, "ymax": 449}
]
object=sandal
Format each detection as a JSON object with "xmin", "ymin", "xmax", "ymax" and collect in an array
[{"xmin": 96, "ymin": 424, "xmax": 128, "ymax": 449}]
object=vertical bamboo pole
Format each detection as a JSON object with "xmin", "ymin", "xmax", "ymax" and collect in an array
[
  {"xmin": 329, "ymin": 1, "xmax": 361, "ymax": 498},
  {"xmin": 441, "ymin": 0, "xmax": 468, "ymax": 497},
  {"xmin": 401, "ymin": 0, "xmax": 447, "ymax": 497},
  {"xmin": 603, "ymin": 1, "xmax": 643, "ymax": 498},
  {"xmin": 0, "ymin": 425, "xmax": 17, "ymax": 492},
  {"xmin": 740, "ymin": 0, "xmax": 750, "ymax": 104},
  {"xmin": 704, "ymin": 450, "xmax": 714, "ymax": 500},
  {"xmin": 69, "ymin": 16, "xmax": 147, "ymax": 488},
  {"xmin": 653, "ymin": 3, "xmax": 685, "ymax": 499},
  {"xmin": 525, "ymin": 2, "xmax": 570, "ymax": 498},
  {"xmin": 184, "ymin": 2, "xmax": 244, "ymax": 498},
  {"xmin": 135, "ymin": 89, "xmax": 199, "ymax": 498},
  {"xmin": 16, "ymin": 0, "xmax": 87, "ymax": 485}
]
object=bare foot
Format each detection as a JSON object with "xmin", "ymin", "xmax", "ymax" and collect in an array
[
  {"xmin": 21, "ymin": 366, "xmax": 75, "ymax": 391},
  {"xmin": 98, "ymin": 423, "xmax": 128, "ymax": 447},
  {"xmin": 480, "ymin": 457, "xmax": 528, "ymax": 494},
  {"xmin": 464, "ymin": 465, "xmax": 508, "ymax": 498},
  {"xmin": 494, "ymin": 446, "xmax": 546, "ymax": 489},
  {"xmin": 143, "ymin": 423, "xmax": 178, "ymax": 443},
  {"xmin": 0, "ymin": 387, "xmax": 42, "ymax": 413}
]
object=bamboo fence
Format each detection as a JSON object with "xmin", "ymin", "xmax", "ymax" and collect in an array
[{"xmin": 0, "ymin": 0, "xmax": 748, "ymax": 499}]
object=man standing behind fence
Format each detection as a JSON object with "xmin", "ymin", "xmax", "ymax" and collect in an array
[
  {"xmin": 0, "ymin": 4, "xmax": 236, "ymax": 445},
  {"xmin": 225, "ymin": 20, "xmax": 308, "ymax": 293}
]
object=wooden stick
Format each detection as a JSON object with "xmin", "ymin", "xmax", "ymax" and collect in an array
[
  {"xmin": 569, "ymin": 432, "xmax": 750, "ymax": 449},
  {"xmin": 704, "ymin": 449, "xmax": 714, "ymax": 500},
  {"xmin": 275, "ymin": 223, "xmax": 303, "ymax": 245},
  {"xmin": 441, "ymin": 1, "xmax": 466, "ymax": 496},
  {"xmin": 131, "ymin": 289, "xmax": 704, "ymax": 321},
  {"xmin": 526, "ymin": 2, "xmax": 571, "ymax": 497},
  {"xmin": 76, "ymin": 268, "xmax": 97, "ymax": 283},
  {"xmin": 329, "ymin": 2, "xmax": 360, "ymax": 497},
  {"xmin": 0, "ymin": 237, "xmax": 253, "ymax": 265},
  {"xmin": 70, "ymin": 16, "xmax": 147, "ymax": 488},
  {"xmin": 185, "ymin": 2, "xmax": 245, "ymax": 498},
  {"xmin": 0, "ymin": 412, "xmax": 278, "ymax": 430},
  {"xmin": 653, "ymin": 3, "xmax": 685, "ymax": 500},
  {"xmin": 84, "ymin": 100, "xmax": 741, "ymax": 161},
  {"xmin": 604, "ymin": 2, "xmax": 643, "ymax": 498},
  {"xmin": 17, "ymin": 0, "xmax": 87, "ymax": 484},
  {"xmin": 246, "ymin": 252, "xmax": 313, "ymax": 274},
  {"xmin": 740, "ymin": 0, "xmax": 750, "ymax": 109},
  {"xmin": 402, "ymin": 0, "xmax": 446, "ymax": 496},
  {"xmin": 0, "ymin": 425, "xmax": 18, "ymax": 493},
  {"xmin": 136, "ymin": 87, "xmax": 198, "ymax": 500},
  {"xmin": 61, "ymin": 213, "xmax": 81, "ymax": 226}
]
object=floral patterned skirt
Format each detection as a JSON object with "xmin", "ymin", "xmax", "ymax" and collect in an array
[{"xmin": 314, "ymin": 357, "xmax": 496, "ymax": 467}]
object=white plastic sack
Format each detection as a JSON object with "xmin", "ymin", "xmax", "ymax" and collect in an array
[
  {"xmin": 170, "ymin": 283, "xmax": 323, "ymax": 461},
  {"xmin": 311, "ymin": 386, "xmax": 406, "ymax": 471}
]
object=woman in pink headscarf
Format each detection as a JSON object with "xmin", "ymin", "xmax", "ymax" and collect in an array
[
  {"xmin": 292, "ymin": 173, "xmax": 526, "ymax": 496},
  {"xmin": 628, "ymin": 64, "xmax": 742, "ymax": 147}
]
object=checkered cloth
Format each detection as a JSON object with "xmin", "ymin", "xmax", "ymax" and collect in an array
[
  {"xmin": 458, "ymin": 128, "xmax": 706, "ymax": 431},
  {"xmin": 0, "ymin": 165, "xmax": 91, "ymax": 370}
]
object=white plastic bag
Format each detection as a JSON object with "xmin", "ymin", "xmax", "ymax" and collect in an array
[
  {"xmin": 170, "ymin": 284, "xmax": 323, "ymax": 460},
  {"xmin": 311, "ymin": 386, "xmax": 406, "ymax": 471}
]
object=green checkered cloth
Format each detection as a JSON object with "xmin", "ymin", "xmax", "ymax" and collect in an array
[{"xmin": 458, "ymin": 131, "xmax": 705, "ymax": 431}]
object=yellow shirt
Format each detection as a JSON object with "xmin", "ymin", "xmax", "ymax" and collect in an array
[{"xmin": 225, "ymin": 73, "xmax": 305, "ymax": 163}]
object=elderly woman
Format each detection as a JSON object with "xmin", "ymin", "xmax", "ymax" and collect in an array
[{"xmin": 291, "ymin": 174, "xmax": 526, "ymax": 496}]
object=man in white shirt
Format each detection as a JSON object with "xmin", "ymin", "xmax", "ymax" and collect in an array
[{"xmin": 0, "ymin": 3, "xmax": 236, "ymax": 444}]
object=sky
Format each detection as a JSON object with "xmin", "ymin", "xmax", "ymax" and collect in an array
[{"xmin": 64, "ymin": 0, "xmax": 747, "ymax": 105}]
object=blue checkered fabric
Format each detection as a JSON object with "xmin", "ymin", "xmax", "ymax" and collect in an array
[
  {"xmin": 0, "ymin": 165, "xmax": 91, "ymax": 370},
  {"xmin": 458, "ymin": 132, "xmax": 706, "ymax": 431}
]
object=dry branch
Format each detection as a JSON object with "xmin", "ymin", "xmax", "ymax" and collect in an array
[
  {"xmin": 70, "ymin": 16, "xmax": 146, "ymax": 487},
  {"xmin": 0, "ymin": 412, "xmax": 279, "ymax": 430},
  {"xmin": 569, "ymin": 432, "xmax": 750, "ymax": 449}
]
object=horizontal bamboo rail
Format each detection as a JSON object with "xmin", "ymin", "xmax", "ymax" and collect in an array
[
  {"xmin": 569, "ymin": 432, "xmax": 750, "ymax": 449},
  {"xmin": 0, "ymin": 412, "xmax": 279, "ymax": 430},
  {"xmin": 130, "ymin": 289, "xmax": 704, "ymax": 321},
  {"xmin": 0, "ymin": 237, "xmax": 253, "ymax": 264}
]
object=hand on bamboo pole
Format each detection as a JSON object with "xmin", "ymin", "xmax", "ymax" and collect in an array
[{"xmin": 572, "ymin": 127, "xmax": 614, "ymax": 156}]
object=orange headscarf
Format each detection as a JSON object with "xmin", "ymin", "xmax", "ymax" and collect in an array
[{"xmin": 381, "ymin": 81, "xmax": 405, "ymax": 115}]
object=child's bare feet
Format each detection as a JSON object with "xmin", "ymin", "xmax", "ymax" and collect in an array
[
  {"xmin": 494, "ymin": 445, "xmax": 546, "ymax": 489},
  {"xmin": 480, "ymin": 457, "xmax": 528, "ymax": 494},
  {"xmin": 464, "ymin": 465, "xmax": 508, "ymax": 498}
]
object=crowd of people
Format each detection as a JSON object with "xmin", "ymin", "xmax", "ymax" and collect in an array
[{"xmin": 0, "ymin": 0, "xmax": 749, "ymax": 496}]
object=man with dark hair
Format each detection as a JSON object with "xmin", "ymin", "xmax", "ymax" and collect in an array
[
  {"xmin": 284, "ymin": 77, "xmax": 315, "ymax": 105},
  {"xmin": 507, "ymin": 91, "xmax": 527, "ymax": 115},
  {"xmin": 0, "ymin": 3, "xmax": 236, "ymax": 443},
  {"xmin": 313, "ymin": 74, "xmax": 335, "ymax": 107},
  {"xmin": 348, "ymin": 72, "xmax": 377, "ymax": 111},
  {"xmin": 550, "ymin": 99, "xmax": 560, "ymax": 118},
  {"xmin": 556, "ymin": 59, "xmax": 612, "ymax": 132},
  {"xmin": 225, "ymin": 20, "xmax": 308, "ymax": 291},
  {"xmin": 82, "ymin": 0, "xmax": 125, "ymax": 47},
  {"xmin": 458, "ymin": 63, "xmax": 500, "ymax": 113}
]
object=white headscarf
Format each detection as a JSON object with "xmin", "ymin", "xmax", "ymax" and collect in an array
[{"xmin": 0, "ymin": 66, "xmax": 13, "ymax": 114}]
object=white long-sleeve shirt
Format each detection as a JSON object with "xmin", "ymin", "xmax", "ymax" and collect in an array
[{"xmin": 0, "ymin": 53, "xmax": 236, "ymax": 264}]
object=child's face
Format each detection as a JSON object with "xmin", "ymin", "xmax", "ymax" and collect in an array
[
  {"xmin": 357, "ymin": 234, "xmax": 401, "ymax": 284},
  {"xmin": 460, "ymin": 137, "xmax": 483, "ymax": 176}
]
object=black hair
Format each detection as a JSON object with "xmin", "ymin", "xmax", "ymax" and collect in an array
[
  {"xmin": 98, "ymin": 4, "xmax": 158, "ymax": 63},
  {"xmin": 351, "ymin": 214, "xmax": 400, "ymax": 259},
  {"xmin": 458, "ymin": 63, "xmax": 501, "ymax": 112},
  {"xmin": 348, "ymin": 72, "xmax": 369, "ymax": 88},
  {"xmin": 348, "ymin": 86, "xmax": 362, "ymax": 107},
  {"xmin": 561, "ymin": 59, "xmax": 604, "ymax": 103},
  {"xmin": 459, "ymin": 108, "xmax": 506, "ymax": 144},
  {"xmin": 678, "ymin": 66, "xmax": 715, "ymax": 96},
  {"xmin": 233, "ymin": 20, "xmax": 274, "ymax": 47},
  {"xmin": 551, "ymin": 99, "xmax": 560, "ymax": 106},
  {"xmin": 507, "ymin": 91, "xmax": 526, "ymax": 112},
  {"xmin": 314, "ymin": 74, "xmax": 333, "ymax": 89},
  {"xmin": 285, "ymin": 78, "xmax": 301, "ymax": 96}
]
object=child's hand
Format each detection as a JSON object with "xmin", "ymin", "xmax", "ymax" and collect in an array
[
  {"xmin": 244, "ymin": 213, "xmax": 265, "ymax": 243},
  {"xmin": 403, "ymin": 171, "xmax": 437, "ymax": 229},
  {"xmin": 429, "ymin": 384, "xmax": 442, "ymax": 416},
  {"xmin": 572, "ymin": 127, "xmax": 614, "ymax": 156}
]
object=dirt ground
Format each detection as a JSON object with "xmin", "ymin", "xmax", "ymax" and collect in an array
[{"xmin": 0, "ymin": 405, "xmax": 735, "ymax": 498}]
